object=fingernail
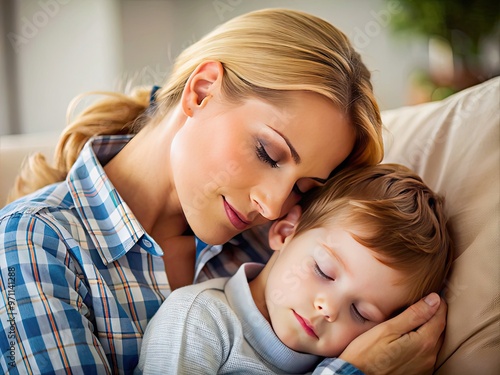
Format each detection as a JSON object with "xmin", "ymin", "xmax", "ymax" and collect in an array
[{"xmin": 424, "ymin": 293, "xmax": 439, "ymax": 307}]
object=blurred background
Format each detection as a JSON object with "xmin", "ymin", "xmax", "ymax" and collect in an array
[{"xmin": 0, "ymin": 0, "xmax": 498, "ymax": 136}]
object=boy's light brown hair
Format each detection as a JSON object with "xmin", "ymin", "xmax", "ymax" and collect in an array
[{"xmin": 296, "ymin": 163, "xmax": 453, "ymax": 306}]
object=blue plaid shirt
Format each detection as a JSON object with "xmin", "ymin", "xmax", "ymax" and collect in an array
[{"xmin": 0, "ymin": 135, "xmax": 362, "ymax": 374}]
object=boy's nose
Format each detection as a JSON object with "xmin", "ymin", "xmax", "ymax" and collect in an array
[{"xmin": 314, "ymin": 299, "xmax": 337, "ymax": 322}]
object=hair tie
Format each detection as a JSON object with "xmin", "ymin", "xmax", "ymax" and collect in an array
[{"xmin": 150, "ymin": 85, "xmax": 161, "ymax": 105}]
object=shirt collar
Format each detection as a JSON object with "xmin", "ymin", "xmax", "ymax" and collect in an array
[
  {"xmin": 67, "ymin": 135, "xmax": 163, "ymax": 264},
  {"xmin": 225, "ymin": 263, "xmax": 320, "ymax": 372}
]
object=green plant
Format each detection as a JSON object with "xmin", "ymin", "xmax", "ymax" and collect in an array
[{"xmin": 387, "ymin": 0, "xmax": 499, "ymax": 58}]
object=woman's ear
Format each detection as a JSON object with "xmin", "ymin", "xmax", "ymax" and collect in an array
[
  {"xmin": 268, "ymin": 205, "xmax": 302, "ymax": 251},
  {"xmin": 181, "ymin": 60, "xmax": 223, "ymax": 117}
]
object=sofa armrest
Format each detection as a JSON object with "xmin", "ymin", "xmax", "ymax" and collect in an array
[{"xmin": 0, "ymin": 132, "xmax": 59, "ymax": 206}]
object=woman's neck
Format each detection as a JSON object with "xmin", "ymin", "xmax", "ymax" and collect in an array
[
  {"xmin": 161, "ymin": 235, "xmax": 196, "ymax": 290},
  {"xmin": 103, "ymin": 107, "xmax": 198, "ymax": 290},
  {"xmin": 103, "ymin": 105, "xmax": 188, "ymax": 241}
]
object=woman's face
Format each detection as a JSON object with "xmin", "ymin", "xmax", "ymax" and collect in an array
[{"xmin": 170, "ymin": 91, "xmax": 355, "ymax": 244}]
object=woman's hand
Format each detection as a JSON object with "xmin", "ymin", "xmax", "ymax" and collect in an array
[{"xmin": 339, "ymin": 293, "xmax": 447, "ymax": 375}]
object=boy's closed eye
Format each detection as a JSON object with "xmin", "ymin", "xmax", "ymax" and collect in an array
[
  {"xmin": 313, "ymin": 262, "xmax": 334, "ymax": 281},
  {"xmin": 313, "ymin": 261, "xmax": 371, "ymax": 323}
]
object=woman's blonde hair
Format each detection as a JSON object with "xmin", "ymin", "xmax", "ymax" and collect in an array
[
  {"xmin": 296, "ymin": 163, "xmax": 453, "ymax": 306},
  {"xmin": 8, "ymin": 8, "xmax": 383, "ymax": 203}
]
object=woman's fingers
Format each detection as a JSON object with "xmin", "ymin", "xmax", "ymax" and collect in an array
[
  {"xmin": 338, "ymin": 293, "xmax": 446, "ymax": 375},
  {"xmin": 416, "ymin": 296, "xmax": 447, "ymax": 338},
  {"xmin": 386, "ymin": 293, "xmax": 442, "ymax": 335}
]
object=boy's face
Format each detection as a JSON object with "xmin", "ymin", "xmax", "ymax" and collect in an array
[{"xmin": 264, "ymin": 224, "xmax": 410, "ymax": 357}]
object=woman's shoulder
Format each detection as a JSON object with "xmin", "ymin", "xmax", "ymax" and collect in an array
[
  {"xmin": 1, "ymin": 181, "xmax": 73, "ymax": 218},
  {"xmin": 0, "ymin": 181, "xmax": 82, "ymax": 244}
]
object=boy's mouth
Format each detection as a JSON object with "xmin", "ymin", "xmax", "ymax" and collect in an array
[{"xmin": 293, "ymin": 310, "xmax": 319, "ymax": 339}]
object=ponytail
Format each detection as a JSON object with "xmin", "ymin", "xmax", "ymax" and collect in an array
[{"xmin": 7, "ymin": 87, "xmax": 151, "ymax": 203}]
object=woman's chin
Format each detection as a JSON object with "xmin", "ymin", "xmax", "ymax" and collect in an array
[{"xmin": 194, "ymin": 228, "xmax": 235, "ymax": 246}]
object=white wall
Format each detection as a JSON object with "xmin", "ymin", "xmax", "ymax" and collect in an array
[
  {"xmin": 8, "ymin": 0, "xmax": 123, "ymax": 134},
  {"xmin": 119, "ymin": 0, "xmax": 428, "ymax": 111},
  {"xmin": 0, "ymin": 1, "xmax": 15, "ymax": 136},
  {"xmin": 118, "ymin": 0, "xmax": 177, "ymax": 91},
  {"xmin": 3, "ymin": 0, "xmax": 429, "ymax": 135}
]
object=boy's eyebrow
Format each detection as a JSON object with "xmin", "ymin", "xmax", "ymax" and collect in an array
[{"xmin": 321, "ymin": 243, "xmax": 347, "ymax": 272}]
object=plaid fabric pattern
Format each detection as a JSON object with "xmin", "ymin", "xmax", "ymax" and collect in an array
[
  {"xmin": 1, "ymin": 135, "xmax": 362, "ymax": 375},
  {"xmin": 312, "ymin": 358, "xmax": 365, "ymax": 374},
  {"xmin": 0, "ymin": 136, "xmax": 169, "ymax": 375}
]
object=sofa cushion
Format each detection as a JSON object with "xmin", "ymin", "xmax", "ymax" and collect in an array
[{"xmin": 381, "ymin": 77, "xmax": 500, "ymax": 374}]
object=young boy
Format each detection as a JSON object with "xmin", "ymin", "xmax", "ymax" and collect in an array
[{"xmin": 135, "ymin": 164, "xmax": 453, "ymax": 374}]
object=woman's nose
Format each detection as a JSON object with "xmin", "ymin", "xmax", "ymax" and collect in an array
[
  {"xmin": 314, "ymin": 298, "xmax": 338, "ymax": 322},
  {"xmin": 251, "ymin": 180, "xmax": 296, "ymax": 220}
]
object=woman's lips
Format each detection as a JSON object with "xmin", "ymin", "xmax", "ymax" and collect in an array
[
  {"xmin": 293, "ymin": 310, "xmax": 318, "ymax": 339},
  {"xmin": 223, "ymin": 199, "xmax": 250, "ymax": 230}
]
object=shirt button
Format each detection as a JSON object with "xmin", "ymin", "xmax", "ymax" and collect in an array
[{"xmin": 142, "ymin": 238, "xmax": 152, "ymax": 248}]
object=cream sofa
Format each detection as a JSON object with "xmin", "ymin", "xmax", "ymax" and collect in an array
[
  {"xmin": 0, "ymin": 78, "xmax": 498, "ymax": 374},
  {"xmin": 0, "ymin": 131, "xmax": 59, "ymax": 205},
  {"xmin": 382, "ymin": 77, "xmax": 499, "ymax": 374}
]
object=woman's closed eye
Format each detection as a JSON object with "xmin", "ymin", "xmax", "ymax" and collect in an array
[
  {"xmin": 256, "ymin": 142, "xmax": 322, "ymax": 201},
  {"xmin": 256, "ymin": 142, "xmax": 278, "ymax": 168}
]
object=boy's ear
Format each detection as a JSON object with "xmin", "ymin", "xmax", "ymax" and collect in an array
[
  {"xmin": 181, "ymin": 60, "xmax": 223, "ymax": 117},
  {"xmin": 268, "ymin": 205, "xmax": 302, "ymax": 251}
]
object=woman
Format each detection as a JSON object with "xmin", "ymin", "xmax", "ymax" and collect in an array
[{"xmin": 0, "ymin": 9, "xmax": 445, "ymax": 375}]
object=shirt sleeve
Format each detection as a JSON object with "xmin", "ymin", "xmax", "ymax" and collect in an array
[
  {"xmin": 136, "ymin": 287, "xmax": 230, "ymax": 375},
  {"xmin": 0, "ymin": 213, "xmax": 111, "ymax": 375},
  {"xmin": 312, "ymin": 357, "xmax": 365, "ymax": 375}
]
